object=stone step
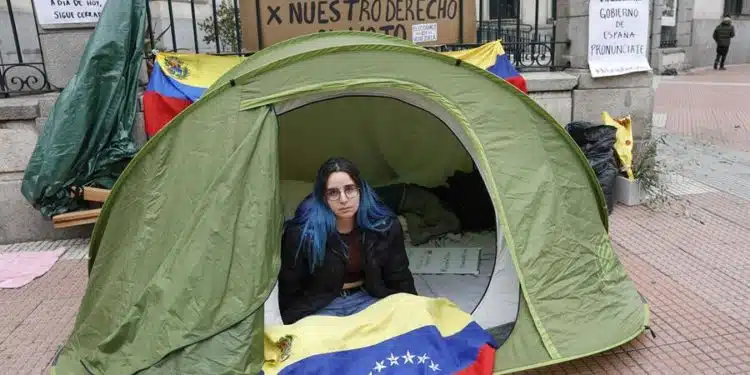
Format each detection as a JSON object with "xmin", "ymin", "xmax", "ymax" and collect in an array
[
  {"xmin": 0, "ymin": 97, "xmax": 39, "ymax": 121},
  {"xmin": 0, "ymin": 123, "xmax": 37, "ymax": 175}
]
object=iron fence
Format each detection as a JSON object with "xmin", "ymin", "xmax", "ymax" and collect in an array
[
  {"xmin": 1, "ymin": 0, "xmax": 54, "ymax": 96},
  {"xmin": 144, "ymin": 0, "xmax": 566, "ymax": 71},
  {"xmin": 1, "ymin": 0, "xmax": 566, "ymax": 96}
]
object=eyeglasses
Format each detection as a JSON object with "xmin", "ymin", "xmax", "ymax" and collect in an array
[{"xmin": 325, "ymin": 184, "xmax": 359, "ymax": 201}]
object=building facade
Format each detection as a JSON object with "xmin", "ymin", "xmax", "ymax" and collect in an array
[{"xmin": 652, "ymin": 0, "xmax": 750, "ymax": 72}]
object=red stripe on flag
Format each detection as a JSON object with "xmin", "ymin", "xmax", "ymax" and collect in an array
[
  {"xmin": 505, "ymin": 75, "xmax": 528, "ymax": 94},
  {"xmin": 455, "ymin": 343, "xmax": 496, "ymax": 375},
  {"xmin": 143, "ymin": 91, "xmax": 192, "ymax": 137}
]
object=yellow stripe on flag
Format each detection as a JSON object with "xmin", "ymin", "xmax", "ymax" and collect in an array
[
  {"xmin": 156, "ymin": 52, "xmax": 243, "ymax": 88},
  {"xmin": 440, "ymin": 41, "xmax": 506, "ymax": 70},
  {"xmin": 262, "ymin": 294, "xmax": 474, "ymax": 374}
]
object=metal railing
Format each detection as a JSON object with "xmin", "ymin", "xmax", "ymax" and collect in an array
[
  {"xmin": 1, "ymin": 0, "xmax": 55, "ymax": 96},
  {"xmin": 145, "ymin": 0, "xmax": 566, "ymax": 71},
  {"xmin": 0, "ymin": 0, "xmax": 566, "ymax": 96}
]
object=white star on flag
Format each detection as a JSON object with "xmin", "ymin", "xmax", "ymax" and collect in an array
[
  {"xmin": 373, "ymin": 361, "xmax": 386, "ymax": 373},
  {"xmin": 429, "ymin": 361, "xmax": 441, "ymax": 372},
  {"xmin": 387, "ymin": 353, "xmax": 400, "ymax": 366},
  {"xmin": 417, "ymin": 354, "xmax": 430, "ymax": 364},
  {"xmin": 402, "ymin": 351, "xmax": 416, "ymax": 364}
]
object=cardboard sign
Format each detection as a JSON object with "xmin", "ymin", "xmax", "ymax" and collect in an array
[{"xmin": 239, "ymin": 0, "xmax": 476, "ymax": 50}]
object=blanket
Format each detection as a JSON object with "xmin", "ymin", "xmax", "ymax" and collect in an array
[{"xmin": 263, "ymin": 294, "xmax": 497, "ymax": 375}]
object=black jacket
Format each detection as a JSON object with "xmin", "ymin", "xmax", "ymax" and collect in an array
[
  {"xmin": 713, "ymin": 21, "xmax": 735, "ymax": 47},
  {"xmin": 277, "ymin": 218, "xmax": 417, "ymax": 324}
]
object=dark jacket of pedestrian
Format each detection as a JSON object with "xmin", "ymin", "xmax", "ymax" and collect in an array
[{"xmin": 713, "ymin": 18, "xmax": 735, "ymax": 47}]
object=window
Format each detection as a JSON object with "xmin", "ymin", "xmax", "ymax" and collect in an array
[
  {"xmin": 489, "ymin": 0, "xmax": 519, "ymax": 20},
  {"xmin": 725, "ymin": 0, "xmax": 750, "ymax": 16}
]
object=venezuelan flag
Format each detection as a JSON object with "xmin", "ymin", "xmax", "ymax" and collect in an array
[
  {"xmin": 142, "ymin": 52, "xmax": 243, "ymax": 137},
  {"xmin": 441, "ymin": 41, "xmax": 528, "ymax": 94},
  {"xmin": 262, "ymin": 294, "xmax": 497, "ymax": 375}
]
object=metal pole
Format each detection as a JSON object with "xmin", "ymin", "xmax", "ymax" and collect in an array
[
  {"xmin": 459, "ymin": 0, "xmax": 464, "ymax": 43},
  {"xmin": 495, "ymin": 0, "xmax": 501, "ymax": 41},
  {"xmin": 533, "ymin": 0, "xmax": 539, "ymax": 59},
  {"xmin": 167, "ymin": 0, "xmax": 177, "ymax": 51},
  {"xmin": 233, "ymin": 0, "xmax": 243, "ymax": 54},
  {"xmin": 478, "ymin": 0, "xmax": 484, "ymax": 42},
  {"xmin": 191, "ymin": 0, "xmax": 200, "ymax": 52},
  {"xmin": 514, "ymin": 0, "xmax": 521, "ymax": 63},
  {"xmin": 6, "ymin": 0, "xmax": 24, "ymax": 63},
  {"xmin": 146, "ymin": 0, "xmax": 155, "ymax": 50},
  {"xmin": 212, "ymin": 0, "xmax": 221, "ymax": 53},
  {"xmin": 550, "ymin": 0, "xmax": 557, "ymax": 67}
]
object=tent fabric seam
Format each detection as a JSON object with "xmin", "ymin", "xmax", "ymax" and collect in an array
[{"xmin": 238, "ymin": 78, "xmax": 561, "ymax": 358}]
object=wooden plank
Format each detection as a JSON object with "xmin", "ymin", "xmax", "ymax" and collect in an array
[
  {"xmin": 82, "ymin": 187, "xmax": 111, "ymax": 203},
  {"xmin": 52, "ymin": 208, "xmax": 102, "ymax": 224},
  {"xmin": 54, "ymin": 216, "xmax": 99, "ymax": 228}
]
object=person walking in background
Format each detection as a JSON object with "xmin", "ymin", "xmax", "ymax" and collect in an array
[{"xmin": 713, "ymin": 16, "xmax": 735, "ymax": 70}]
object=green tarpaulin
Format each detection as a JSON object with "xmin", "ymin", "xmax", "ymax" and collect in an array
[{"xmin": 21, "ymin": 0, "xmax": 147, "ymax": 217}]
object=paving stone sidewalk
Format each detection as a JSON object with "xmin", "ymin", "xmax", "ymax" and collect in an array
[{"xmin": 2, "ymin": 66, "xmax": 750, "ymax": 375}]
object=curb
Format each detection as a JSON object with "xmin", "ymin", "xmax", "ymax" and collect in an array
[{"xmin": 686, "ymin": 63, "xmax": 750, "ymax": 74}]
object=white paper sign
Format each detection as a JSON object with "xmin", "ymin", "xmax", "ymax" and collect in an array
[
  {"xmin": 412, "ymin": 23, "xmax": 438, "ymax": 43},
  {"xmin": 588, "ymin": 0, "xmax": 652, "ymax": 78},
  {"xmin": 661, "ymin": 0, "xmax": 677, "ymax": 27},
  {"xmin": 33, "ymin": 0, "xmax": 107, "ymax": 27},
  {"xmin": 406, "ymin": 247, "xmax": 481, "ymax": 275}
]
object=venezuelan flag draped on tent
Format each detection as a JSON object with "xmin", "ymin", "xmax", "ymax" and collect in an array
[
  {"xmin": 262, "ymin": 294, "xmax": 497, "ymax": 375},
  {"xmin": 440, "ymin": 41, "xmax": 528, "ymax": 94},
  {"xmin": 142, "ymin": 53, "xmax": 242, "ymax": 137},
  {"xmin": 143, "ymin": 40, "xmax": 527, "ymax": 137}
]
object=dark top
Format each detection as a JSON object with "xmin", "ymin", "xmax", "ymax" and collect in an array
[
  {"xmin": 713, "ymin": 21, "xmax": 735, "ymax": 47},
  {"xmin": 341, "ymin": 229, "xmax": 364, "ymax": 283},
  {"xmin": 277, "ymin": 218, "xmax": 418, "ymax": 325}
]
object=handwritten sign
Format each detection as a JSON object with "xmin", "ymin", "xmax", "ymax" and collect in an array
[
  {"xmin": 33, "ymin": 0, "xmax": 107, "ymax": 27},
  {"xmin": 412, "ymin": 23, "xmax": 438, "ymax": 42},
  {"xmin": 239, "ymin": 0, "xmax": 476, "ymax": 50},
  {"xmin": 588, "ymin": 0, "xmax": 651, "ymax": 78}
]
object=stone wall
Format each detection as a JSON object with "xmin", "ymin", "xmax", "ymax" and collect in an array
[
  {"xmin": 689, "ymin": 18, "xmax": 750, "ymax": 68},
  {"xmin": 651, "ymin": 0, "xmax": 750, "ymax": 71},
  {"xmin": 0, "ymin": 94, "xmax": 146, "ymax": 244},
  {"xmin": 526, "ymin": 71, "xmax": 654, "ymax": 142}
]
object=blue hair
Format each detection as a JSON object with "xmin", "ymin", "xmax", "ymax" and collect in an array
[{"xmin": 287, "ymin": 157, "xmax": 394, "ymax": 273}]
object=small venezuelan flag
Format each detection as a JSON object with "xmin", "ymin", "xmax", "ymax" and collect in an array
[
  {"xmin": 262, "ymin": 294, "xmax": 497, "ymax": 375},
  {"xmin": 441, "ymin": 41, "xmax": 528, "ymax": 94},
  {"xmin": 142, "ymin": 53, "xmax": 242, "ymax": 137}
]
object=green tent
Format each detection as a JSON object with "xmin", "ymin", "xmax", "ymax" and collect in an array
[{"xmin": 51, "ymin": 31, "xmax": 648, "ymax": 375}]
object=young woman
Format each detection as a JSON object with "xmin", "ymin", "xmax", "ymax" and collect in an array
[{"xmin": 278, "ymin": 157, "xmax": 417, "ymax": 325}]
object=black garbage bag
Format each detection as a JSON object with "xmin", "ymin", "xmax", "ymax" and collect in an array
[{"xmin": 565, "ymin": 121, "xmax": 618, "ymax": 214}]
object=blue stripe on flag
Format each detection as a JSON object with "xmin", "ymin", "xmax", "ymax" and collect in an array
[
  {"xmin": 146, "ymin": 64, "xmax": 206, "ymax": 102},
  {"xmin": 271, "ymin": 322, "xmax": 496, "ymax": 375},
  {"xmin": 486, "ymin": 53, "xmax": 521, "ymax": 79}
]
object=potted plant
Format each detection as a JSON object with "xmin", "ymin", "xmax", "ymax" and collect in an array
[{"xmin": 615, "ymin": 134, "xmax": 670, "ymax": 207}]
